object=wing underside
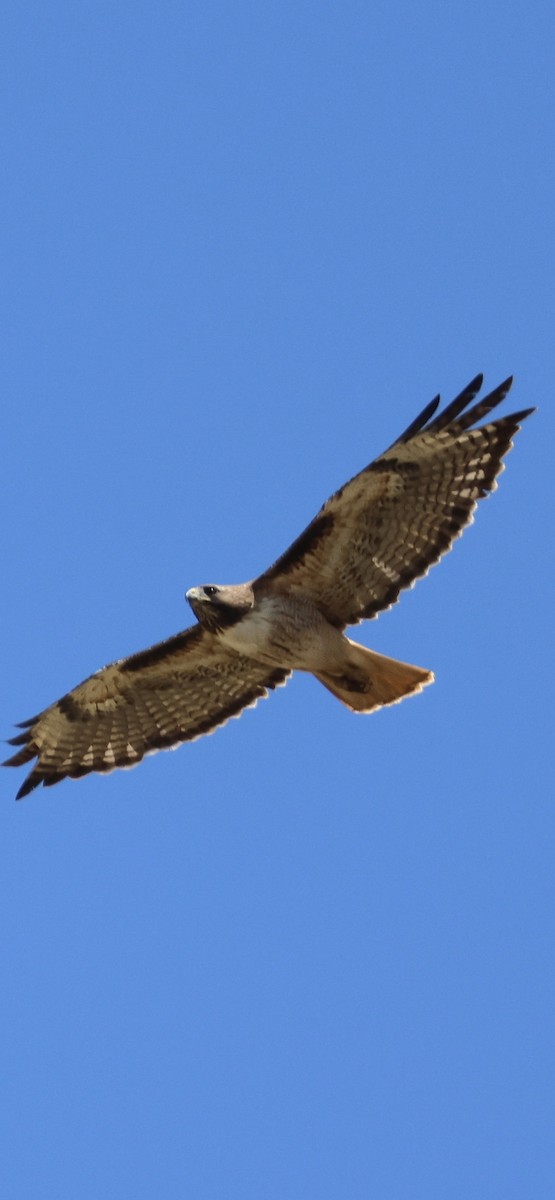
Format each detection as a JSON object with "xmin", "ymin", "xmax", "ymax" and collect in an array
[
  {"xmin": 4, "ymin": 626, "xmax": 290, "ymax": 798},
  {"xmin": 254, "ymin": 375, "xmax": 533, "ymax": 627}
]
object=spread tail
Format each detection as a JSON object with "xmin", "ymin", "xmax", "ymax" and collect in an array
[{"xmin": 314, "ymin": 639, "xmax": 434, "ymax": 713}]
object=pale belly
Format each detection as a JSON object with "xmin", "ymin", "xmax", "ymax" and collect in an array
[{"xmin": 217, "ymin": 594, "xmax": 346, "ymax": 672}]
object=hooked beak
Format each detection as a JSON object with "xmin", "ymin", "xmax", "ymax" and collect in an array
[{"xmin": 185, "ymin": 587, "xmax": 204, "ymax": 604}]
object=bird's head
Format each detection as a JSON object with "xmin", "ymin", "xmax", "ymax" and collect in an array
[{"xmin": 185, "ymin": 583, "xmax": 254, "ymax": 633}]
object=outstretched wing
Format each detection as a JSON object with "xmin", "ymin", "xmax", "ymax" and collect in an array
[
  {"xmin": 254, "ymin": 376, "xmax": 534, "ymax": 629},
  {"xmin": 4, "ymin": 625, "xmax": 290, "ymax": 799}
]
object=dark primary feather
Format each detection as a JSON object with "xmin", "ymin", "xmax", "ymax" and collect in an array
[
  {"xmin": 4, "ymin": 628, "xmax": 290, "ymax": 798},
  {"xmin": 426, "ymin": 375, "xmax": 514, "ymax": 433},
  {"xmin": 420, "ymin": 373, "xmax": 486, "ymax": 434},
  {"xmin": 254, "ymin": 377, "xmax": 534, "ymax": 627}
]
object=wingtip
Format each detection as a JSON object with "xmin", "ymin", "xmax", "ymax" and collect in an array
[
  {"xmin": 488, "ymin": 374, "xmax": 514, "ymax": 403},
  {"xmin": 395, "ymin": 394, "xmax": 441, "ymax": 444},
  {"xmin": 15, "ymin": 772, "xmax": 42, "ymax": 801},
  {"xmin": 6, "ymin": 731, "xmax": 31, "ymax": 747},
  {"xmin": 507, "ymin": 406, "xmax": 536, "ymax": 427}
]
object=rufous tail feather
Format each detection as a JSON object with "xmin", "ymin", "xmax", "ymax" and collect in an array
[{"xmin": 314, "ymin": 640, "xmax": 434, "ymax": 713}]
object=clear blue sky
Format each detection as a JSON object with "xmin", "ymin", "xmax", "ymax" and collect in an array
[{"xmin": 1, "ymin": 3, "xmax": 553, "ymax": 1197}]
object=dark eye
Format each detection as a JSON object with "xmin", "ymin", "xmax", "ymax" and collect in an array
[{"xmin": 203, "ymin": 586, "xmax": 218, "ymax": 598}]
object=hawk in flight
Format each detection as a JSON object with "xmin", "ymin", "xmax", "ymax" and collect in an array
[{"xmin": 4, "ymin": 374, "xmax": 532, "ymax": 799}]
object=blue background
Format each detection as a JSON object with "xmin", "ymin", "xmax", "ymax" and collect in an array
[{"xmin": 1, "ymin": 3, "xmax": 552, "ymax": 1197}]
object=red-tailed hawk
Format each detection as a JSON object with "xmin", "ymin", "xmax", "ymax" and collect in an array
[{"xmin": 4, "ymin": 374, "xmax": 533, "ymax": 799}]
